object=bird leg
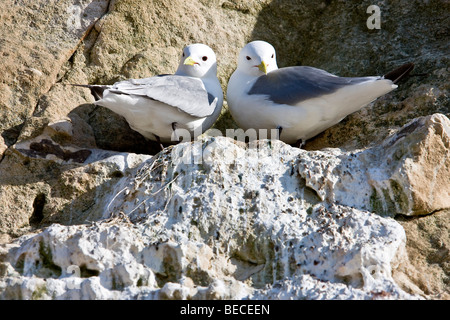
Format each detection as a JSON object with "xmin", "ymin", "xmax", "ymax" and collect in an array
[
  {"xmin": 295, "ymin": 139, "xmax": 305, "ymax": 149},
  {"xmin": 154, "ymin": 134, "xmax": 165, "ymax": 151},
  {"xmin": 276, "ymin": 126, "xmax": 283, "ymax": 140},
  {"xmin": 171, "ymin": 122, "xmax": 180, "ymax": 142}
]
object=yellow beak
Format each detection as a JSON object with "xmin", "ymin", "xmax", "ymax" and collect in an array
[
  {"xmin": 183, "ymin": 56, "xmax": 197, "ymax": 66},
  {"xmin": 258, "ymin": 61, "xmax": 269, "ymax": 74}
]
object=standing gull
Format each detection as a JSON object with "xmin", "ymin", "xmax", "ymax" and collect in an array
[
  {"xmin": 227, "ymin": 40, "xmax": 414, "ymax": 146},
  {"xmin": 74, "ymin": 44, "xmax": 223, "ymax": 149}
]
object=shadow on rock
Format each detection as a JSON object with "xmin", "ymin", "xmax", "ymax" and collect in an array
[{"xmin": 69, "ymin": 104, "xmax": 163, "ymax": 155}]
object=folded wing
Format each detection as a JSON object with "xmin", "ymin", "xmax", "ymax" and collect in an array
[
  {"xmin": 248, "ymin": 66, "xmax": 381, "ymax": 106},
  {"xmin": 108, "ymin": 75, "xmax": 217, "ymax": 118}
]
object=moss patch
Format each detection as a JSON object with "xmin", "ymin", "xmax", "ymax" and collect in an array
[{"xmin": 37, "ymin": 240, "xmax": 62, "ymax": 278}]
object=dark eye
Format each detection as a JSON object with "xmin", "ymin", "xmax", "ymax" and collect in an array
[
  {"xmin": 271, "ymin": 54, "xmax": 274, "ymax": 58},
  {"xmin": 202, "ymin": 56, "xmax": 208, "ymax": 61},
  {"xmin": 246, "ymin": 56, "xmax": 251, "ymax": 60},
  {"xmin": 182, "ymin": 52, "xmax": 185, "ymax": 57}
]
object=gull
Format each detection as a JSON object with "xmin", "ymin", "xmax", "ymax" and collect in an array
[
  {"xmin": 73, "ymin": 44, "xmax": 223, "ymax": 149},
  {"xmin": 227, "ymin": 40, "xmax": 413, "ymax": 147}
]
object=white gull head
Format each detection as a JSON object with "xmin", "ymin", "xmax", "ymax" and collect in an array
[
  {"xmin": 236, "ymin": 40, "xmax": 279, "ymax": 77},
  {"xmin": 175, "ymin": 43, "xmax": 218, "ymax": 79}
]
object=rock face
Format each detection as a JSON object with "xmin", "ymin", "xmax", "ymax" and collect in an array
[
  {"xmin": 299, "ymin": 114, "xmax": 450, "ymax": 217},
  {"xmin": 0, "ymin": 0, "xmax": 110, "ymax": 147},
  {"xmin": 1, "ymin": 120, "xmax": 448, "ymax": 300},
  {"xmin": 0, "ymin": 0, "xmax": 449, "ymax": 300},
  {"xmin": 0, "ymin": 137, "xmax": 421, "ymax": 300}
]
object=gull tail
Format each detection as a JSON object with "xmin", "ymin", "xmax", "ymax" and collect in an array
[
  {"xmin": 69, "ymin": 84, "xmax": 110, "ymax": 101},
  {"xmin": 383, "ymin": 62, "xmax": 415, "ymax": 84}
]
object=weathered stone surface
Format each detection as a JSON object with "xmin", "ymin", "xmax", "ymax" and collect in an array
[
  {"xmin": 299, "ymin": 113, "xmax": 450, "ymax": 216},
  {"xmin": 0, "ymin": 145, "xmax": 417, "ymax": 299},
  {"xmin": 2, "ymin": 123, "xmax": 447, "ymax": 299},
  {"xmin": 0, "ymin": 144, "xmax": 151, "ymax": 236},
  {"xmin": 0, "ymin": 210, "xmax": 414, "ymax": 300},
  {"xmin": 0, "ymin": 0, "xmax": 110, "ymax": 147},
  {"xmin": 394, "ymin": 209, "xmax": 450, "ymax": 299}
]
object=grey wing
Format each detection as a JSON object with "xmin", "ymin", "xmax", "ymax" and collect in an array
[
  {"xmin": 109, "ymin": 75, "xmax": 217, "ymax": 117},
  {"xmin": 248, "ymin": 66, "xmax": 380, "ymax": 105}
]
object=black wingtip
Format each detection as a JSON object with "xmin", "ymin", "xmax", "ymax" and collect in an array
[
  {"xmin": 384, "ymin": 62, "xmax": 415, "ymax": 84},
  {"xmin": 69, "ymin": 84, "xmax": 108, "ymax": 101}
]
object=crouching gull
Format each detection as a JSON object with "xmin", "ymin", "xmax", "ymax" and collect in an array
[
  {"xmin": 73, "ymin": 44, "xmax": 223, "ymax": 149},
  {"xmin": 227, "ymin": 40, "xmax": 414, "ymax": 146}
]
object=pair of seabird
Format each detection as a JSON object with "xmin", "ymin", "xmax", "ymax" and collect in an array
[{"xmin": 75, "ymin": 41, "xmax": 413, "ymax": 149}]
